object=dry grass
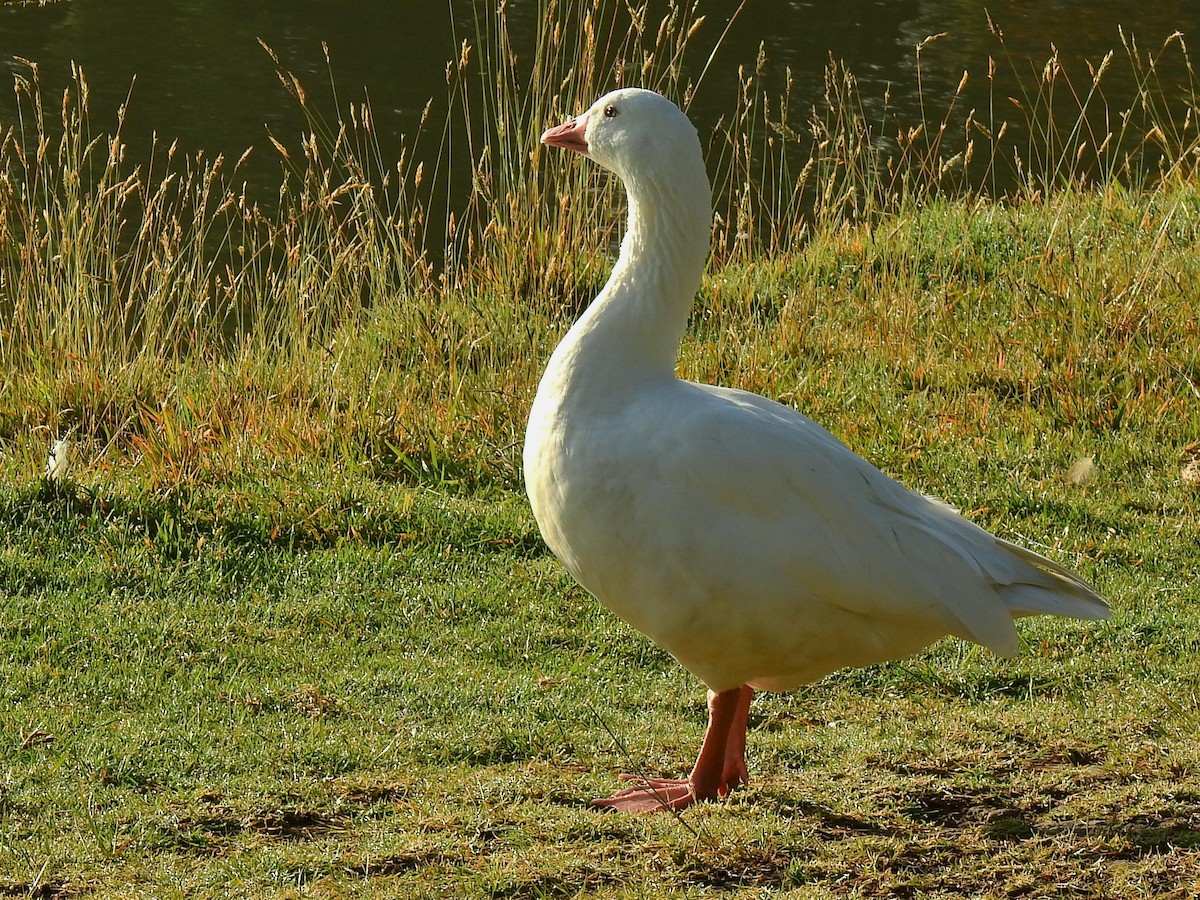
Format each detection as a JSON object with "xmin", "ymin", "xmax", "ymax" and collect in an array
[{"xmin": 1, "ymin": 2, "xmax": 1198, "ymax": 491}]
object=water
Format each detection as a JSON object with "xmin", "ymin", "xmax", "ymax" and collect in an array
[{"xmin": 1, "ymin": 0, "xmax": 1197, "ymax": 203}]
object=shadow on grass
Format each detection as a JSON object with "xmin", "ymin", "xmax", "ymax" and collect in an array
[
  {"xmin": 0, "ymin": 882, "xmax": 81, "ymax": 900},
  {"xmin": 0, "ymin": 477, "xmax": 548, "ymax": 559},
  {"xmin": 761, "ymin": 796, "xmax": 900, "ymax": 837}
]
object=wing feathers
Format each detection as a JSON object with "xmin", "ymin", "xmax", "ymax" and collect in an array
[{"xmin": 674, "ymin": 384, "xmax": 1108, "ymax": 659}]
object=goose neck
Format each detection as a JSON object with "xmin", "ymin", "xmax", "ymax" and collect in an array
[{"xmin": 583, "ymin": 177, "xmax": 711, "ymax": 378}]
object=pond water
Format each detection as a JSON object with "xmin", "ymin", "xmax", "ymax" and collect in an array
[{"xmin": 1, "ymin": 0, "xmax": 1197, "ymax": 204}]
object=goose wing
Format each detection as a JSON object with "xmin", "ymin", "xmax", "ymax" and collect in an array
[{"xmin": 649, "ymin": 382, "xmax": 1106, "ymax": 659}]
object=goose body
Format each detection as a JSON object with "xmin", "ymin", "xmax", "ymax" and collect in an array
[{"xmin": 524, "ymin": 88, "xmax": 1109, "ymax": 812}]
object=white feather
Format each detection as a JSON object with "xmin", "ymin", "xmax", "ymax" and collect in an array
[
  {"xmin": 524, "ymin": 88, "xmax": 1108, "ymax": 696},
  {"xmin": 45, "ymin": 435, "xmax": 74, "ymax": 482}
]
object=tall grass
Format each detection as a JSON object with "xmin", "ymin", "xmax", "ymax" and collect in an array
[
  {"xmin": 0, "ymin": 1, "xmax": 1198, "ymax": 489},
  {"xmin": 707, "ymin": 20, "xmax": 1200, "ymax": 261}
]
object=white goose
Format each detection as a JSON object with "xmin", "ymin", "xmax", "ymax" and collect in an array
[{"xmin": 524, "ymin": 88, "xmax": 1109, "ymax": 813}]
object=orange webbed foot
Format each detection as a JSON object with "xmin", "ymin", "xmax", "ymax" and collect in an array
[{"xmin": 591, "ymin": 776, "xmax": 696, "ymax": 812}]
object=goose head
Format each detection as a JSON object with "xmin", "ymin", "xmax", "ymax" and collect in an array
[{"xmin": 541, "ymin": 87, "xmax": 704, "ymax": 192}]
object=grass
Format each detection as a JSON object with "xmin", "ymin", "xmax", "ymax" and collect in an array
[
  {"xmin": 1, "ymin": 450, "xmax": 1197, "ymax": 897},
  {"xmin": 0, "ymin": 445, "xmax": 1196, "ymax": 897},
  {"xmin": 1, "ymin": 0, "xmax": 1200, "ymax": 895}
]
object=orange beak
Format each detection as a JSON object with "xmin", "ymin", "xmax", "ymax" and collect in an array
[{"xmin": 540, "ymin": 115, "xmax": 589, "ymax": 154}]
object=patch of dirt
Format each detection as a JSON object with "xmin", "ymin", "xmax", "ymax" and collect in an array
[
  {"xmin": 1117, "ymin": 814, "xmax": 1200, "ymax": 857},
  {"xmin": 336, "ymin": 779, "xmax": 410, "ymax": 807},
  {"xmin": 682, "ymin": 850, "xmax": 790, "ymax": 889},
  {"xmin": 0, "ymin": 882, "xmax": 86, "ymax": 899},
  {"xmin": 243, "ymin": 808, "xmax": 340, "ymax": 839},
  {"xmin": 902, "ymin": 787, "xmax": 1039, "ymax": 832},
  {"xmin": 772, "ymin": 798, "xmax": 900, "ymax": 838},
  {"xmin": 166, "ymin": 804, "xmax": 344, "ymax": 853},
  {"xmin": 344, "ymin": 850, "xmax": 454, "ymax": 877}
]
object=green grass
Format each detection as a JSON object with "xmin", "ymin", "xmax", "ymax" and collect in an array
[
  {"xmin": 1, "ymin": 185, "xmax": 1198, "ymax": 894},
  {"xmin": 0, "ymin": 418, "xmax": 1197, "ymax": 897},
  {"xmin": 2, "ymin": 1, "xmax": 1200, "ymax": 895},
  {"xmin": 0, "ymin": 449, "xmax": 1196, "ymax": 898}
]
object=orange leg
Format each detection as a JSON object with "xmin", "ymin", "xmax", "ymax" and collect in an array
[{"xmin": 592, "ymin": 685, "xmax": 754, "ymax": 813}]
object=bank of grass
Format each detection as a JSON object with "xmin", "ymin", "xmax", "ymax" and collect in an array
[
  {"xmin": 2, "ymin": 2, "xmax": 1200, "ymax": 896},
  {"xmin": 0, "ymin": 414, "xmax": 1196, "ymax": 897}
]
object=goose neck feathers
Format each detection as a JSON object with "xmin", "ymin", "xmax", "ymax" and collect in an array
[{"xmin": 551, "ymin": 88, "xmax": 712, "ymax": 379}]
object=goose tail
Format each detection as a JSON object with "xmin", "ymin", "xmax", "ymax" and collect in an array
[{"xmin": 998, "ymin": 538, "xmax": 1110, "ymax": 621}]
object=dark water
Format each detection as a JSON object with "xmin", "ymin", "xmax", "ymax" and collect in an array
[{"xmin": 1, "ymin": 0, "xmax": 1197, "ymax": 202}]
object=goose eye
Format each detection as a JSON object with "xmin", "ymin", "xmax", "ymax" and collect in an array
[{"xmin": 603, "ymin": 105, "xmax": 619, "ymax": 118}]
